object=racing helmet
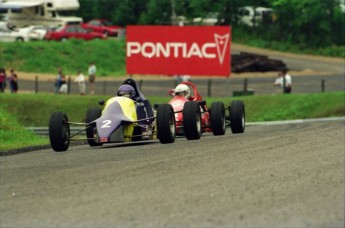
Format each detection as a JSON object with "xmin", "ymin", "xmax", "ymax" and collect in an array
[
  {"xmin": 117, "ymin": 84, "xmax": 136, "ymax": 99},
  {"xmin": 174, "ymin": 84, "xmax": 190, "ymax": 98}
]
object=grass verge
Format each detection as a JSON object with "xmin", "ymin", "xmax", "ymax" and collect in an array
[{"xmin": 0, "ymin": 92, "xmax": 344, "ymax": 152}]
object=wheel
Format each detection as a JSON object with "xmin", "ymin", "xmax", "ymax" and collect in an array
[
  {"xmin": 49, "ymin": 112, "xmax": 70, "ymax": 152},
  {"xmin": 210, "ymin": 102, "xmax": 226, "ymax": 135},
  {"xmin": 229, "ymin": 100, "xmax": 245, "ymax": 134},
  {"xmin": 183, "ymin": 101, "xmax": 202, "ymax": 140},
  {"xmin": 156, "ymin": 104, "xmax": 176, "ymax": 144},
  {"xmin": 85, "ymin": 107, "xmax": 103, "ymax": 146},
  {"xmin": 61, "ymin": 37, "xmax": 67, "ymax": 42}
]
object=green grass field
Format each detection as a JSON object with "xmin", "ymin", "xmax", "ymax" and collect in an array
[{"xmin": 0, "ymin": 92, "xmax": 344, "ymax": 152}]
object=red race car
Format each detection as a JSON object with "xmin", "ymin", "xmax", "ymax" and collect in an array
[
  {"xmin": 81, "ymin": 19, "xmax": 123, "ymax": 37},
  {"xmin": 167, "ymin": 81, "xmax": 245, "ymax": 140}
]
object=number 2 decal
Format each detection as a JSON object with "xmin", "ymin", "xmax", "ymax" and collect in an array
[{"xmin": 101, "ymin": 120, "xmax": 112, "ymax": 128}]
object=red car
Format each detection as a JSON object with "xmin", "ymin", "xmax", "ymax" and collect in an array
[
  {"xmin": 81, "ymin": 19, "xmax": 123, "ymax": 37},
  {"xmin": 44, "ymin": 25, "xmax": 106, "ymax": 41},
  {"xmin": 168, "ymin": 81, "xmax": 245, "ymax": 140}
]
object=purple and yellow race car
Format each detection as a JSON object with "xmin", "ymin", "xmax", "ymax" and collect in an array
[{"xmin": 48, "ymin": 79, "xmax": 176, "ymax": 152}]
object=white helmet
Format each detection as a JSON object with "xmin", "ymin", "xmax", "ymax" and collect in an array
[{"xmin": 174, "ymin": 84, "xmax": 190, "ymax": 98}]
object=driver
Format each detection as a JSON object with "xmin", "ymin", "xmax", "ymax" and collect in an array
[
  {"xmin": 117, "ymin": 84, "xmax": 136, "ymax": 100},
  {"xmin": 174, "ymin": 84, "xmax": 190, "ymax": 99}
]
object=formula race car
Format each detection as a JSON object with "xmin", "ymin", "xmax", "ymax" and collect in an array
[
  {"xmin": 167, "ymin": 81, "xmax": 245, "ymax": 140},
  {"xmin": 48, "ymin": 79, "xmax": 176, "ymax": 152}
]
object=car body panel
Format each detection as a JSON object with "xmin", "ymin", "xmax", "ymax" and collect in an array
[
  {"xmin": 0, "ymin": 25, "xmax": 31, "ymax": 42},
  {"xmin": 95, "ymin": 97, "xmax": 137, "ymax": 141},
  {"xmin": 44, "ymin": 24, "xmax": 105, "ymax": 41},
  {"xmin": 81, "ymin": 19, "xmax": 123, "ymax": 36}
]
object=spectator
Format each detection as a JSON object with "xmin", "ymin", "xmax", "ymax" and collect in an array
[
  {"xmin": 274, "ymin": 69, "xmax": 292, "ymax": 94},
  {"xmin": 0, "ymin": 68, "xmax": 6, "ymax": 93},
  {"xmin": 88, "ymin": 62, "xmax": 96, "ymax": 95},
  {"xmin": 74, "ymin": 70, "xmax": 86, "ymax": 95},
  {"xmin": 8, "ymin": 69, "xmax": 18, "ymax": 93},
  {"xmin": 59, "ymin": 74, "xmax": 68, "ymax": 94},
  {"xmin": 54, "ymin": 68, "xmax": 64, "ymax": 94}
]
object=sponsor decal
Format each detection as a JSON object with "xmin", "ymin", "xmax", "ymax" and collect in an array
[
  {"xmin": 99, "ymin": 137, "xmax": 109, "ymax": 143},
  {"xmin": 126, "ymin": 26, "xmax": 231, "ymax": 76}
]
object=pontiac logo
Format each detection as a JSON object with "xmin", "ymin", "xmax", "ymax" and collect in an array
[
  {"xmin": 214, "ymin": 33, "xmax": 230, "ymax": 65},
  {"xmin": 127, "ymin": 33, "xmax": 230, "ymax": 65}
]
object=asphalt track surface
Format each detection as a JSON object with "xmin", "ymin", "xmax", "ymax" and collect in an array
[{"xmin": 1, "ymin": 119, "xmax": 344, "ymax": 227}]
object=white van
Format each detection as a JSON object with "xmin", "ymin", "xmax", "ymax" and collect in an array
[
  {"xmin": 0, "ymin": 0, "xmax": 82, "ymax": 28},
  {"xmin": 238, "ymin": 6, "xmax": 273, "ymax": 27}
]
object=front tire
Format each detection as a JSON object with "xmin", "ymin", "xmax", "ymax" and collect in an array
[
  {"xmin": 229, "ymin": 100, "xmax": 245, "ymax": 134},
  {"xmin": 157, "ymin": 104, "xmax": 176, "ymax": 144},
  {"xmin": 210, "ymin": 102, "xmax": 226, "ymax": 135},
  {"xmin": 85, "ymin": 107, "xmax": 103, "ymax": 146},
  {"xmin": 49, "ymin": 112, "xmax": 70, "ymax": 152},
  {"xmin": 183, "ymin": 101, "xmax": 202, "ymax": 140}
]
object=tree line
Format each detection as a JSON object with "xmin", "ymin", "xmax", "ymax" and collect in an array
[{"xmin": 76, "ymin": 0, "xmax": 344, "ymax": 47}]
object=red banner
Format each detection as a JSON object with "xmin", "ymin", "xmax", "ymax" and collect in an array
[{"xmin": 126, "ymin": 26, "xmax": 231, "ymax": 76}]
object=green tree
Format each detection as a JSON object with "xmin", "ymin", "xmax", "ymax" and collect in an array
[
  {"xmin": 271, "ymin": 0, "xmax": 344, "ymax": 47},
  {"xmin": 138, "ymin": 0, "xmax": 172, "ymax": 25}
]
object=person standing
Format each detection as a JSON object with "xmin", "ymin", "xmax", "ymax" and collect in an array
[
  {"xmin": 88, "ymin": 62, "xmax": 96, "ymax": 95},
  {"xmin": 74, "ymin": 70, "xmax": 86, "ymax": 95},
  {"xmin": 0, "ymin": 68, "xmax": 6, "ymax": 93},
  {"xmin": 282, "ymin": 69, "xmax": 292, "ymax": 93},
  {"xmin": 8, "ymin": 69, "xmax": 18, "ymax": 93},
  {"xmin": 59, "ymin": 74, "xmax": 68, "ymax": 94},
  {"xmin": 54, "ymin": 68, "xmax": 64, "ymax": 94},
  {"xmin": 274, "ymin": 69, "xmax": 292, "ymax": 94}
]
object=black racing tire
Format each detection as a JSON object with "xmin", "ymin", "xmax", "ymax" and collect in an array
[
  {"xmin": 183, "ymin": 101, "xmax": 202, "ymax": 140},
  {"xmin": 157, "ymin": 104, "xmax": 176, "ymax": 144},
  {"xmin": 229, "ymin": 100, "xmax": 245, "ymax": 134},
  {"xmin": 85, "ymin": 107, "xmax": 103, "ymax": 146},
  {"xmin": 49, "ymin": 112, "xmax": 70, "ymax": 152},
  {"xmin": 210, "ymin": 102, "xmax": 226, "ymax": 135}
]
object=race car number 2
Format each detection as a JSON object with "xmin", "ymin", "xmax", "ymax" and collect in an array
[{"xmin": 101, "ymin": 120, "xmax": 112, "ymax": 128}]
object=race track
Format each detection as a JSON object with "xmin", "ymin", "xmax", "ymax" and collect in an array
[{"xmin": 0, "ymin": 119, "xmax": 344, "ymax": 227}]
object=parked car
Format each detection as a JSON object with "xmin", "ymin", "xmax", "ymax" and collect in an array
[
  {"xmin": 27, "ymin": 25, "xmax": 51, "ymax": 40},
  {"xmin": 81, "ymin": 19, "xmax": 123, "ymax": 37},
  {"xmin": 0, "ymin": 25, "xmax": 32, "ymax": 42},
  {"xmin": 193, "ymin": 12, "xmax": 224, "ymax": 25},
  {"xmin": 238, "ymin": 6, "xmax": 273, "ymax": 27},
  {"xmin": 44, "ymin": 24, "xmax": 106, "ymax": 41}
]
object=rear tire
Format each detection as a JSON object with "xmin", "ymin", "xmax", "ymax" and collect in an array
[
  {"xmin": 49, "ymin": 112, "xmax": 70, "ymax": 152},
  {"xmin": 85, "ymin": 107, "xmax": 103, "ymax": 146},
  {"xmin": 183, "ymin": 101, "xmax": 202, "ymax": 140},
  {"xmin": 157, "ymin": 104, "xmax": 176, "ymax": 144},
  {"xmin": 210, "ymin": 102, "xmax": 226, "ymax": 135},
  {"xmin": 229, "ymin": 100, "xmax": 245, "ymax": 134}
]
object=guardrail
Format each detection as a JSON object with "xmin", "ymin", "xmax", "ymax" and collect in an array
[{"xmin": 18, "ymin": 75, "xmax": 344, "ymax": 97}]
